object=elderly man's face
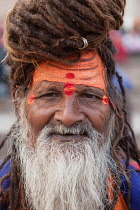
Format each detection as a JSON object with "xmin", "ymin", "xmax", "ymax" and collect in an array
[
  {"xmin": 17, "ymin": 70, "xmax": 115, "ymax": 210},
  {"xmin": 25, "ymin": 81, "xmax": 111, "ymax": 143}
]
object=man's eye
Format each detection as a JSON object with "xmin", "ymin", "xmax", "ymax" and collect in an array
[
  {"xmin": 81, "ymin": 93, "xmax": 96, "ymax": 98},
  {"xmin": 40, "ymin": 92, "xmax": 60, "ymax": 98},
  {"xmin": 85, "ymin": 93, "xmax": 95, "ymax": 98}
]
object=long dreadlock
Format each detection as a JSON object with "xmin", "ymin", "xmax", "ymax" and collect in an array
[{"xmin": 0, "ymin": 0, "xmax": 140, "ymax": 209}]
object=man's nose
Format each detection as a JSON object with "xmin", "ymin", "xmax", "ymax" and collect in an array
[{"xmin": 54, "ymin": 95, "xmax": 85, "ymax": 127}]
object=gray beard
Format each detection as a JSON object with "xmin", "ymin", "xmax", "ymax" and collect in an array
[{"xmin": 12, "ymin": 103, "xmax": 119, "ymax": 210}]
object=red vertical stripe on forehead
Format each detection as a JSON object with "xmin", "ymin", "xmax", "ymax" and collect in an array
[
  {"xmin": 64, "ymin": 82, "xmax": 76, "ymax": 95},
  {"xmin": 65, "ymin": 73, "xmax": 76, "ymax": 95}
]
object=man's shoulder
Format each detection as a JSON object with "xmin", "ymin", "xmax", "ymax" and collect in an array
[
  {"xmin": 0, "ymin": 159, "xmax": 11, "ymax": 178},
  {"xmin": 121, "ymin": 162, "xmax": 140, "ymax": 210},
  {"xmin": 129, "ymin": 163, "xmax": 140, "ymax": 209},
  {"xmin": 0, "ymin": 159, "xmax": 11, "ymax": 190}
]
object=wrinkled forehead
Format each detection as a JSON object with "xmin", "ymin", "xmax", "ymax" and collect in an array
[{"xmin": 32, "ymin": 51, "xmax": 107, "ymax": 92}]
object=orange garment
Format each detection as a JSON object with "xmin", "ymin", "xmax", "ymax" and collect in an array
[
  {"xmin": 108, "ymin": 173, "xmax": 128, "ymax": 210},
  {"xmin": 114, "ymin": 192, "xmax": 128, "ymax": 210}
]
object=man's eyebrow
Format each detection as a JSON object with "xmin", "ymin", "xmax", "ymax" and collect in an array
[
  {"xmin": 76, "ymin": 85, "xmax": 104, "ymax": 95},
  {"xmin": 32, "ymin": 81, "xmax": 63, "ymax": 93},
  {"xmin": 32, "ymin": 81, "xmax": 105, "ymax": 96}
]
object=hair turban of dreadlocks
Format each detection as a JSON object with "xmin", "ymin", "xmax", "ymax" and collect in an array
[{"xmin": 4, "ymin": 0, "xmax": 126, "ymax": 94}]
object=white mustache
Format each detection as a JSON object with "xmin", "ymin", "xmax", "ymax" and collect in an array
[{"xmin": 39, "ymin": 122, "xmax": 102, "ymax": 140}]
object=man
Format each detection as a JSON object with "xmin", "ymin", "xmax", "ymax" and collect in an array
[{"xmin": 0, "ymin": 0, "xmax": 140, "ymax": 209}]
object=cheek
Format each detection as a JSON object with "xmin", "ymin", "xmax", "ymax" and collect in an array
[
  {"xmin": 85, "ymin": 104, "xmax": 111, "ymax": 133},
  {"xmin": 25, "ymin": 100, "xmax": 54, "ymax": 137}
]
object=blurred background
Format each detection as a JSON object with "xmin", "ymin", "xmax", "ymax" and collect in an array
[{"xmin": 0, "ymin": 0, "xmax": 140, "ymax": 159}]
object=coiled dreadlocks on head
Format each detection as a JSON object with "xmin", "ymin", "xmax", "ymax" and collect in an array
[
  {"xmin": 4, "ymin": 0, "xmax": 126, "ymax": 94},
  {"xmin": 1, "ymin": 0, "xmax": 140, "ymax": 209}
]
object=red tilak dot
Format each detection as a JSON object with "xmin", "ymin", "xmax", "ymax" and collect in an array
[{"xmin": 65, "ymin": 73, "xmax": 75, "ymax": 79}]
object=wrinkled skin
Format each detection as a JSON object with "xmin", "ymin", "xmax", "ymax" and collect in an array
[{"xmin": 25, "ymin": 81, "xmax": 111, "ymax": 144}]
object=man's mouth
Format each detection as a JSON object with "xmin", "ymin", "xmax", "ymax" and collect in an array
[{"xmin": 51, "ymin": 133, "xmax": 86, "ymax": 142}]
